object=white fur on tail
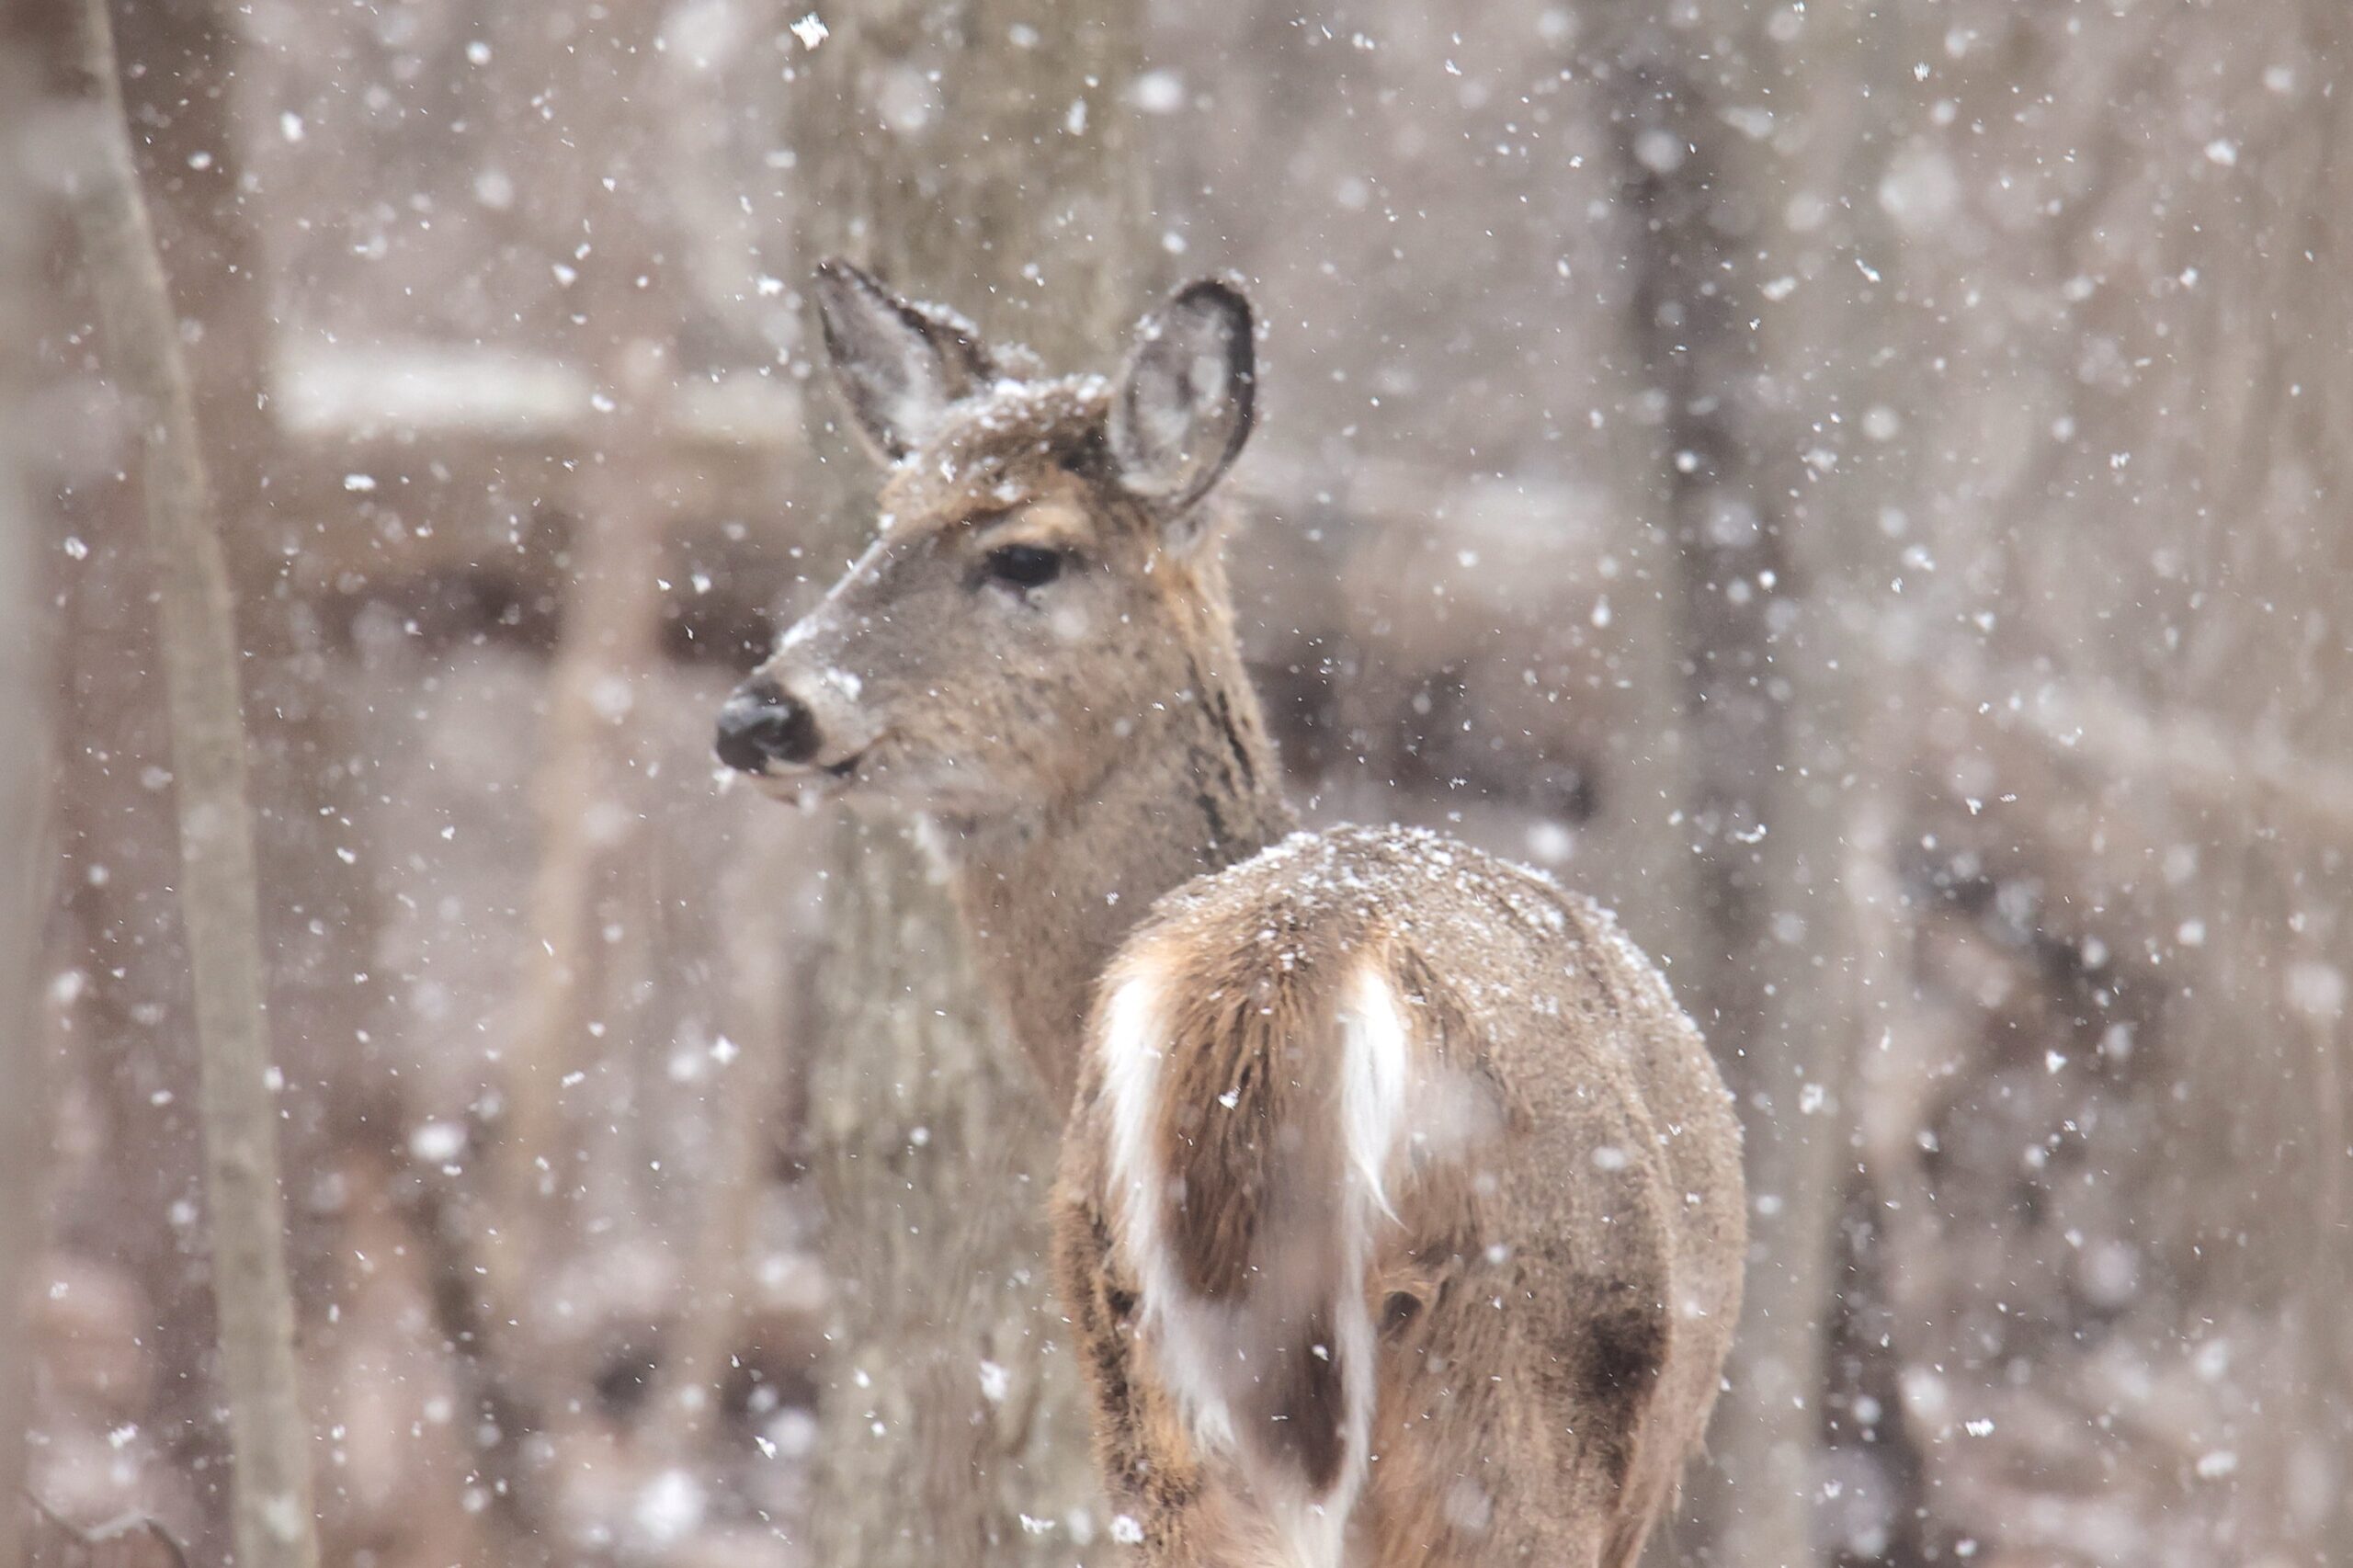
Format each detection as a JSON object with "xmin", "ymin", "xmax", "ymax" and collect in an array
[
  {"xmin": 1339, "ymin": 964, "xmax": 1410, "ymax": 1221},
  {"xmin": 1096, "ymin": 955, "xmax": 1420, "ymax": 1568},
  {"xmin": 1098, "ymin": 962, "xmax": 1243, "ymax": 1455},
  {"xmin": 1305, "ymin": 963, "xmax": 1414, "ymax": 1565}
]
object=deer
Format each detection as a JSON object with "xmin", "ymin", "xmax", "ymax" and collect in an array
[{"xmin": 714, "ymin": 261, "xmax": 1746, "ymax": 1568}]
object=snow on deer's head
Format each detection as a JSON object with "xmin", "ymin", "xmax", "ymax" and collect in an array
[{"xmin": 716, "ymin": 260, "xmax": 1259, "ymax": 826}]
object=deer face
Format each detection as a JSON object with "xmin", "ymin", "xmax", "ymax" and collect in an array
[{"xmin": 716, "ymin": 263, "xmax": 1257, "ymax": 826}]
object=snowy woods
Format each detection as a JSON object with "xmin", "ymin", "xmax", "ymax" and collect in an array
[{"xmin": 6, "ymin": 1, "xmax": 2351, "ymax": 1566}]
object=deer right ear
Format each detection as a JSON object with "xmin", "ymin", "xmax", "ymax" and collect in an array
[
  {"xmin": 1109, "ymin": 278, "xmax": 1256, "ymax": 540},
  {"xmin": 812, "ymin": 260, "xmax": 999, "ymax": 462}
]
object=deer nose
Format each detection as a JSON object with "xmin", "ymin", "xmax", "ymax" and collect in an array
[{"xmin": 715, "ymin": 679, "xmax": 822, "ymax": 773}]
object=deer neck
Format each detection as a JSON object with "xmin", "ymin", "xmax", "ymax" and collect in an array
[{"xmin": 945, "ymin": 647, "xmax": 1297, "ymax": 1103}]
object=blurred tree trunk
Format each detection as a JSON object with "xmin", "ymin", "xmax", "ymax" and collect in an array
[
  {"xmin": 0, "ymin": 345, "xmax": 35, "ymax": 1568},
  {"xmin": 63, "ymin": 4, "xmax": 321, "ymax": 1568},
  {"xmin": 1606, "ymin": 13, "xmax": 1906, "ymax": 1565},
  {"xmin": 43, "ymin": 2, "xmax": 278, "ymax": 1559},
  {"xmin": 1610, "ymin": 48, "xmax": 1816, "ymax": 1567},
  {"xmin": 103, "ymin": 0, "xmax": 271, "ymax": 516},
  {"xmin": 0, "ymin": 18, "xmax": 58, "ymax": 1567},
  {"xmin": 786, "ymin": 4, "xmax": 1145, "ymax": 1562}
]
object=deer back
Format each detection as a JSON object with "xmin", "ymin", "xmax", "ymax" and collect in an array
[{"xmin": 1055, "ymin": 824, "xmax": 1744, "ymax": 1568}]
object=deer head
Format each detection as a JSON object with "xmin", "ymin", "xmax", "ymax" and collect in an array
[{"xmin": 715, "ymin": 262, "xmax": 1259, "ymax": 830}]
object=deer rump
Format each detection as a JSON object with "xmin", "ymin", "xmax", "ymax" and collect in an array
[
  {"xmin": 1058, "ymin": 827, "xmax": 1731, "ymax": 1568},
  {"xmin": 1092, "ymin": 944, "xmax": 1410, "ymax": 1565}
]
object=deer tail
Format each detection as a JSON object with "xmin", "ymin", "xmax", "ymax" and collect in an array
[{"xmin": 1094, "ymin": 935, "xmax": 1414, "ymax": 1568}]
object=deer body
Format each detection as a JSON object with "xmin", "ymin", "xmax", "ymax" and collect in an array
[{"xmin": 718, "ymin": 264, "xmax": 1745, "ymax": 1568}]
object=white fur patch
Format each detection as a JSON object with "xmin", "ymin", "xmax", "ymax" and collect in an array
[
  {"xmin": 1266, "ymin": 1494, "xmax": 1349, "ymax": 1568},
  {"xmin": 1097, "ymin": 964, "xmax": 1240, "ymax": 1454},
  {"xmin": 1097, "ymin": 965, "xmax": 1169, "ymax": 1280},
  {"xmin": 1094, "ymin": 956, "xmax": 1423, "ymax": 1568},
  {"xmin": 1338, "ymin": 966, "xmax": 1411, "ymax": 1221},
  {"xmin": 1312, "ymin": 964, "xmax": 1417, "ymax": 1568}
]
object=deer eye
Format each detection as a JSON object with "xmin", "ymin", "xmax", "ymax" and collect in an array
[{"xmin": 983, "ymin": 543, "xmax": 1066, "ymax": 590}]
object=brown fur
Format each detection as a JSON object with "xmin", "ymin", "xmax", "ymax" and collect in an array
[
  {"xmin": 1054, "ymin": 829, "xmax": 1743, "ymax": 1567},
  {"xmin": 733, "ymin": 267, "xmax": 1746, "ymax": 1566},
  {"xmin": 748, "ymin": 376, "xmax": 1295, "ymax": 1096},
  {"xmin": 1153, "ymin": 910, "xmax": 1338, "ymax": 1301}
]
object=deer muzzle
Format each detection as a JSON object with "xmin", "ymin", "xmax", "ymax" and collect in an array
[{"xmin": 714, "ymin": 678, "xmax": 824, "ymax": 776}]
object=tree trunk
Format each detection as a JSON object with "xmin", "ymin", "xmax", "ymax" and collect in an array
[
  {"xmin": 43, "ymin": 4, "xmax": 282, "ymax": 1558},
  {"xmin": 62, "ymin": 5, "xmax": 322, "ymax": 1568},
  {"xmin": 1604, "ymin": 12, "xmax": 1905, "ymax": 1564},
  {"xmin": 0, "ymin": 28, "xmax": 55, "ymax": 1568},
  {"xmin": 785, "ymin": 3, "xmax": 1145, "ymax": 1562}
]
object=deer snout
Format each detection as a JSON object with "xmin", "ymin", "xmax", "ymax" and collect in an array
[{"xmin": 715, "ymin": 678, "xmax": 822, "ymax": 774}]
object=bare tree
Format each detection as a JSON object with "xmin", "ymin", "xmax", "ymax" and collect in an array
[
  {"xmin": 0, "ymin": 19, "xmax": 57, "ymax": 1568},
  {"xmin": 1602, "ymin": 10, "xmax": 1909, "ymax": 1562},
  {"xmin": 38, "ymin": 2, "xmax": 281, "ymax": 1557},
  {"xmin": 59, "ymin": 4, "xmax": 321, "ymax": 1567},
  {"xmin": 782, "ymin": 3, "xmax": 1147, "ymax": 1561}
]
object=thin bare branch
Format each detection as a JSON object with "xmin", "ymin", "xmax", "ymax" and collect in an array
[
  {"xmin": 785, "ymin": 5, "xmax": 1148, "ymax": 1560},
  {"xmin": 1922, "ymin": 648, "xmax": 2353, "ymax": 844}
]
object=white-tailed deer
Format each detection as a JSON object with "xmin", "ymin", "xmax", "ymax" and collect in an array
[{"xmin": 717, "ymin": 262, "xmax": 1745, "ymax": 1568}]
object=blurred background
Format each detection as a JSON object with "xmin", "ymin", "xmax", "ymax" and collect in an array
[{"xmin": 5, "ymin": 1, "xmax": 2350, "ymax": 1565}]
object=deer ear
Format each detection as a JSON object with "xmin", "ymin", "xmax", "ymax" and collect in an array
[
  {"xmin": 1108, "ymin": 278, "xmax": 1256, "ymax": 537},
  {"xmin": 812, "ymin": 259, "xmax": 1000, "ymax": 462}
]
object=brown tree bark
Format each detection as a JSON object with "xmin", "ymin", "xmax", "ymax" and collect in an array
[
  {"xmin": 784, "ymin": 3, "xmax": 1146, "ymax": 1562},
  {"xmin": 60, "ymin": 5, "xmax": 322, "ymax": 1568},
  {"xmin": 0, "ymin": 25, "xmax": 56, "ymax": 1568},
  {"xmin": 40, "ymin": 4, "xmax": 280, "ymax": 1558},
  {"xmin": 1603, "ymin": 12, "xmax": 1906, "ymax": 1564}
]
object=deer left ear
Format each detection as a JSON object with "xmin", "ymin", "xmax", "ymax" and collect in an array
[
  {"xmin": 1109, "ymin": 278, "xmax": 1256, "ymax": 544},
  {"xmin": 813, "ymin": 259, "xmax": 1002, "ymax": 463}
]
